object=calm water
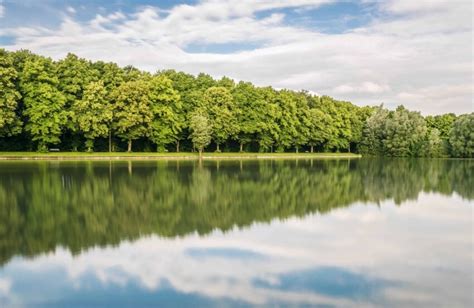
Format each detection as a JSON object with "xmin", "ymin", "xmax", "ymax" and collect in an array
[{"xmin": 0, "ymin": 158, "xmax": 472, "ymax": 307}]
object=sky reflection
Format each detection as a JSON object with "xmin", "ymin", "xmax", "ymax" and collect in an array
[{"xmin": 0, "ymin": 192, "xmax": 472, "ymax": 307}]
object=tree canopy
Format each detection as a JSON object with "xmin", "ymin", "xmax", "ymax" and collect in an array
[{"xmin": 0, "ymin": 49, "xmax": 471, "ymax": 157}]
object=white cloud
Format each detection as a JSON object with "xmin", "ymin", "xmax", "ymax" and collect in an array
[
  {"xmin": 0, "ymin": 4, "xmax": 4, "ymax": 18},
  {"xmin": 1, "ymin": 0, "xmax": 472, "ymax": 115},
  {"xmin": 333, "ymin": 82, "xmax": 391, "ymax": 94},
  {"xmin": 0, "ymin": 278, "xmax": 11, "ymax": 295},
  {"xmin": 66, "ymin": 6, "xmax": 76, "ymax": 14},
  {"xmin": 1, "ymin": 193, "xmax": 472, "ymax": 307}
]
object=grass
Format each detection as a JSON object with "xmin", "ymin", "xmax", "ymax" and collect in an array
[{"xmin": 0, "ymin": 151, "xmax": 361, "ymax": 160}]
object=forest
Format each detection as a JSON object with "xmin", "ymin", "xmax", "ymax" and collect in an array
[{"xmin": 0, "ymin": 49, "xmax": 472, "ymax": 157}]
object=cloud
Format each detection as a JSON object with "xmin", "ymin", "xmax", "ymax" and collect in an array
[
  {"xmin": 0, "ymin": 4, "xmax": 4, "ymax": 18},
  {"xmin": 0, "ymin": 278, "xmax": 11, "ymax": 295},
  {"xmin": 0, "ymin": 0, "xmax": 472, "ymax": 115},
  {"xmin": 66, "ymin": 6, "xmax": 76, "ymax": 14},
  {"xmin": 333, "ymin": 82, "xmax": 391, "ymax": 94},
  {"xmin": 1, "ymin": 193, "xmax": 472, "ymax": 306}
]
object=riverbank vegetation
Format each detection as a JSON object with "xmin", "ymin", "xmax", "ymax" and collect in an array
[{"xmin": 1, "ymin": 49, "xmax": 472, "ymax": 157}]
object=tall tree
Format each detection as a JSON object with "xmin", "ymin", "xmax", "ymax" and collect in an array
[
  {"xmin": 189, "ymin": 111, "xmax": 212, "ymax": 158},
  {"xmin": 257, "ymin": 87, "xmax": 280, "ymax": 152},
  {"xmin": 148, "ymin": 75, "xmax": 183, "ymax": 152},
  {"xmin": 383, "ymin": 106, "xmax": 428, "ymax": 157},
  {"xmin": 0, "ymin": 49, "xmax": 22, "ymax": 137},
  {"xmin": 423, "ymin": 128, "xmax": 443, "ymax": 157},
  {"xmin": 91, "ymin": 61, "xmax": 125, "ymax": 151},
  {"xmin": 360, "ymin": 105, "xmax": 389, "ymax": 155},
  {"xmin": 307, "ymin": 108, "xmax": 333, "ymax": 153},
  {"xmin": 448, "ymin": 113, "xmax": 473, "ymax": 158},
  {"xmin": 57, "ymin": 53, "xmax": 97, "ymax": 150},
  {"xmin": 112, "ymin": 80, "xmax": 153, "ymax": 152},
  {"xmin": 20, "ymin": 56, "xmax": 68, "ymax": 152},
  {"xmin": 73, "ymin": 81, "xmax": 113, "ymax": 152},
  {"xmin": 203, "ymin": 86, "xmax": 238, "ymax": 152},
  {"xmin": 232, "ymin": 82, "xmax": 265, "ymax": 152},
  {"xmin": 293, "ymin": 92, "xmax": 311, "ymax": 153},
  {"xmin": 273, "ymin": 90, "xmax": 299, "ymax": 152},
  {"xmin": 159, "ymin": 70, "xmax": 197, "ymax": 152}
]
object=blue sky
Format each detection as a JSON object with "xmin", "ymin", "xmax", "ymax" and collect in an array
[{"xmin": 0, "ymin": 0, "xmax": 472, "ymax": 114}]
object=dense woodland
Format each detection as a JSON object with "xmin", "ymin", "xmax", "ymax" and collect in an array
[{"xmin": 0, "ymin": 49, "xmax": 472, "ymax": 157}]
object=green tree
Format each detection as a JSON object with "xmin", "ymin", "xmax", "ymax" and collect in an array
[
  {"xmin": 57, "ymin": 53, "xmax": 96, "ymax": 150},
  {"xmin": 0, "ymin": 49, "xmax": 22, "ymax": 137},
  {"xmin": 383, "ymin": 106, "xmax": 428, "ymax": 157},
  {"xmin": 91, "ymin": 61, "xmax": 125, "ymax": 152},
  {"xmin": 203, "ymin": 86, "xmax": 238, "ymax": 152},
  {"xmin": 148, "ymin": 75, "xmax": 183, "ymax": 152},
  {"xmin": 423, "ymin": 128, "xmax": 443, "ymax": 157},
  {"xmin": 360, "ymin": 105, "xmax": 389, "ymax": 155},
  {"xmin": 74, "ymin": 81, "xmax": 113, "ymax": 152},
  {"xmin": 112, "ymin": 80, "xmax": 153, "ymax": 152},
  {"xmin": 232, "ymin": 82, "xmax": 265, "ymax": 152},
  {"xmin": 257, "ymin": 87, "xmax": 280, "ymax": 152},
  {"xmin": 448, "ymin": 114, "xmax": 474, "ymax": 158},
  {"xmin": 189, "ymin": 111, "xmax": 212, "ymax": 158},
  {"xmin": 20, "ymin": 56, "xmax": 68, "ymax": 152},
  {"xmin": 273, "ymin": 90, "xmax": 299, "ymax": 152},
  {"xmin": 293, "ymin": 92, "xmax": 311, "ymax": 153},
  {"xmin": 158, "ymin": 70, "xmax": 197, "ymax": 152},
  {"xmin": 307, "ymin": 108, "xmax": 333, "ymax": 153}
]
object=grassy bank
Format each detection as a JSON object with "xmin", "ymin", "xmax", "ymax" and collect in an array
[{"xmin": 0, "ymin": 152, "xmax": 361, "ymax": 160}]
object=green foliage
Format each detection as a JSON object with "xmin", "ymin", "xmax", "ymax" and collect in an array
[
  {"xmin": 112, "ymin": 80, "xmax": 153, "ymax": 151},
  {"xmin": 448, "ymin": 114, "xmax": 474, "ymax": 158},
  {"xmin": 0, "ymin": 49, "xmax": 22, "ymax": 137},
  {"xmin": 20, "ymin": 56, "xmax": 68, "ymax": 151},
  {"xmin": 307, "ymin": 108, "xmax": 333, "ymax": 152},
  {"xmin": 0, "ymin": 49, "xmax": 470, "ymax": 156},
  {"xmin": 273, "ymin": 90, "xmax": 299, "ymax": 152},
  {"xmin": 383, "ymin": 106, "xmax": 427, "ymax": 157},
  {"xmin": 189, "ymin": 111, "xmax": 212, "ymax": 154},
  {"xmin": 148, "ymin": 75, "xmax": 183, "ymax": 152},
  {"xmin": 74, "ymin": 81, "xmax": 113, "ymax": 151},
  {"xmin": 361, "ymin": 105, "xmax": 446, "ymax": 157},
  {"xmin": 232, "ymin": 82, "xmax": 266, "ymax": 151},
  {"xmin": 425, "ymin": 113, "xmax": 456, "ymax": 140},
  {"xmin": 203, "ymin": 86, "xmax": 238, "ymax": 151}
]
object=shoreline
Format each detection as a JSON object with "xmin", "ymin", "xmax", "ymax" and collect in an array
[{"xmin": 0, "ymin": 152, "xmax": 361, "ymax": 161}]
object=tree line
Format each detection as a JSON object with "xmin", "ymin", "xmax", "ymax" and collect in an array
[{"xmin": 0, "ymin": 49, "xmax": 472, "ymax": 157}]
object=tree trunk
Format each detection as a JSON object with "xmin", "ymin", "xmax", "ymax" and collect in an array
[
  {"xmin": 310, "ymin": 145, "xmax": 314, "ymax": 153},
  {"xmin": 296, "ymin": 146, "xmax": 299, "ymax": 153},
  {"xmin": 240, "ymin": 142, "xmax": 243, "ymax": 153},
  {"xmin": 198, "ymin": 148, "xmax": 203, "ymax": 160},
  {"xmin": 270, "ymin": 145, "xmax": 273, "ymax": 153},
  {"xmin": 108, "ymin": 131, "xmax": 112, "ymax": 153},
  {"xmin": 176, "ymin": 140, "xmax": 180, "ymax": 153},
  {"xmin": 216, "ymin": 143, "xmax": 220, "ymax": 152},
  {"xmin": 127, "ymin": 139, "xmax": 132, "ymax": 152}
]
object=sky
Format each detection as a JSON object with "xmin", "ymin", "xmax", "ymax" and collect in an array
[
  {"xmin": 0, "ymin": 0, "xmax": 472, "ymax": 115},
  {"xmin": 1, "ymin": 194, "xmax": 472, "ymax": 306}
]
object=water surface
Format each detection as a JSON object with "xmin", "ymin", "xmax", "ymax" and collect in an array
[{"xmin": 0, "ymin": 158, "xmax": 472, "ymax": 307}]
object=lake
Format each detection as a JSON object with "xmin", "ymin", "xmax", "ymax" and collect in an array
[{"xmin": 0, "ymin": 158, "xmax": 472, "ymax": 307}]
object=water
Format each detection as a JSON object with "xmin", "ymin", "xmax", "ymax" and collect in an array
[{"xmin": 0, "ymin": 158, "xmax": 472, "ymax": 307}]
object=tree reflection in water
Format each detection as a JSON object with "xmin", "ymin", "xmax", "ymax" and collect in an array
[{"xmin": 0, "ymin": 158, "xmax": 472, "ymax": 265}]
